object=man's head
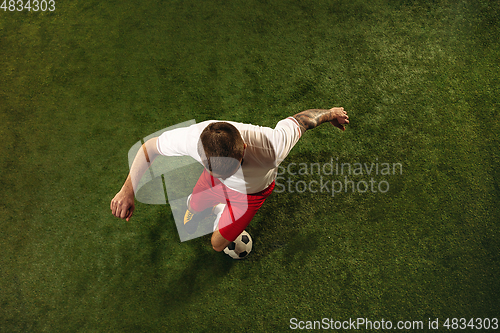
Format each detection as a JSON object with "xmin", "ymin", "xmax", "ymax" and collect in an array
[{"xmin": 198, "ymin": 122, "xmax": 246, "ymax": 179}]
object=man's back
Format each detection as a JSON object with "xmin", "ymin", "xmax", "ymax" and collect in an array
[{"xmin": 156, "ymin": 118, "xmax": 301, "ymax": 194}]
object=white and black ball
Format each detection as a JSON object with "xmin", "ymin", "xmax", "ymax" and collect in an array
[{"xmin": 223, "ymin": 230, "xmax": 252, "ymax": 259}]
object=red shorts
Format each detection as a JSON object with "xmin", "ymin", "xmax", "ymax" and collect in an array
[{"xmin": 189, "ymin": 169, "xmax": 275, "ymax": 242}]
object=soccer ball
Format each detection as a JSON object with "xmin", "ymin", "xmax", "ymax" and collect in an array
[{"xmin": 224, "ymin": 230, "xmax": 252, "ymax": 259}]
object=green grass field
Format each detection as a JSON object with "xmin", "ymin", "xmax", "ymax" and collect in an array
[{"xmin": 1, "ymin": 0, "xmax": 499, "ymax": 331}]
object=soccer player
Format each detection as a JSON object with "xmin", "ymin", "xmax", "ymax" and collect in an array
[{"xmin": 111, "ymin": 108, "xmax": 349, "ymax": 252}]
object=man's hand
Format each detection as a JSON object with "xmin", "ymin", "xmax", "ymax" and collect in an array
[
  {"xmin": 110, "ymin": 137, "xmax": 160, "ymax": 222},
  {"xmin": 110, "ymin": 187, "xmax": 135, "ymax": 221},
  {"xmin": 293, "ymin": 107, "xmax": 350, "ymax": 134},
  {"xmin": 329, "ymin": 107, "xmax": 349, "ymax": 131}
]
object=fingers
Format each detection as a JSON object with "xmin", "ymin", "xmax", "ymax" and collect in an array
[
  {"xmin": 330, "ymin": 107, "xmax": 349, "ymax": 121},
  {"xmin": 110, "ymin": 194, "xmax": 134, "ymax": 221},
  {"xmin": 329, "ymin": 107, "xmax": 349, "ymax": 131},
  {"xmin": 111, "ymin": 198, "xmax": 118, "ymax": 216},
  {"xmin": 341, "ymin": 112, "xmax": 349, "ymax": 123},
  {"xmin": 111, "ymin": 198, "xmax": 120, "ymax": 218},
  {"xmin": 126, "ymin": 207, "xmax": 134, "ymax": 222},
  {"xmin": 338, "ymin": 108, "xmax": 349, "ymax": 124},
  {"xmin": 119, "ymin": 205, "xmax": 129, "ymax": 219}
]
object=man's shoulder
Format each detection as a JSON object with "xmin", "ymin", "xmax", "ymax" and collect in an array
[{"xmin": 197, "ymin": 118, "xmax": 299, "ymax": 144}]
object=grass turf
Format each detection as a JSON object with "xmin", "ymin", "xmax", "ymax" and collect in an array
[{"xmin": 1, "ymin": 0, "xmax": 499, "ymax": 331}]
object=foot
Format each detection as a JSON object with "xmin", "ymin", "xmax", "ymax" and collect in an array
[
  {"xmin": 183, "ymin": 209, "xmax": 196, "ymax": 225},
  {"xmin": 183, "ymin": 209, "xmax": 197, "ymax": 234},
  {"xmin": 184, "ymin": 195, "xmax": 221, "ymax": 233},
  {"xmin": 212, "ymin": 203, "xmax": 226, "ymax": 232},
  {"xmin": 211, "ymin": 203, "xmax": 225, "ymax": 216},
  {"xmin": 185, "ymin": 203, "xmax": 223, "ymax": 223},
  {"xmin": 184, "ymin": 194, "xmax": 201, "ymax": 234}
]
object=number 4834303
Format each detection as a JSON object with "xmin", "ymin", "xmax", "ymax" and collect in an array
[{"xmin": 1, "ymin": 0, "xmax": 56, "ymax": 11}]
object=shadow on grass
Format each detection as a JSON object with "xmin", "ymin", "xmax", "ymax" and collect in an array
[
  {"xmin": 160, "ymin": 248, "xmax": 233, "ymax": 309},
  {"xmin": 281, "ymin": 231, "xmax": 321, "ymax": 267},
  {"xmin": 144, "ymin": 209, "xmax": 234, "ymax": 310}
]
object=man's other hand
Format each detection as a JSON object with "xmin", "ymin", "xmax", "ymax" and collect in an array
[
  {"xmin": 110, "ymin": 188, "xmax": 135, "ymax": 221},
  {"xmin": 329, "ymin": 107, "xmax": 349, "ymax": 131}
]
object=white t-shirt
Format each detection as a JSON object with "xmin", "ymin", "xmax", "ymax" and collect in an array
[{"xmin": 156, "ymin": 117, "xmax": 302, "ymax": 194}]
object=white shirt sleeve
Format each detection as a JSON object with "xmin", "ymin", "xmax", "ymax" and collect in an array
[
  {"xmin": 271, "ymin": 117, "xmax": 302, "ymax": 165},
  {"xmin": 156, "ymin": 120, "xmax": 215, "ymax": 161},
  {"xmin": 156, "ymin": 126, "xmax": 190, "ymax": 157}
]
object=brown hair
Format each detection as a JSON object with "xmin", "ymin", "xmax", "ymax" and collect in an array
[{"xmin": 197, "ymin": 122, "xmax": 245, "ymax": 178}]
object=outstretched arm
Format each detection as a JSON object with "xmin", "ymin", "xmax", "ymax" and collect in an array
[
  {"xmin": 293, "ymin": 107, "xmax": 349, "ymax": 135},
  {"xmin": 110, "ymin": 137, "xmax": 160, "ymax": 221}
]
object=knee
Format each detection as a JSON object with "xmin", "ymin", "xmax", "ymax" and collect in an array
[
  {"xmin": 211, "ymin": 230, "xmax": 230, "ymax": 252},
  {"xmin": 211, "ymin": 238, "xmax": 225, "ymax": 252},
  {"xmin": 212, "ymin": 244, "xmax": 225, "ymax": 252}
]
